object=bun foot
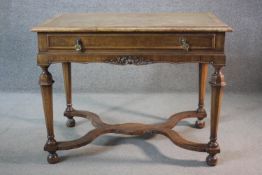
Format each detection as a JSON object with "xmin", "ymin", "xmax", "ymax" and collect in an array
[
  {"xmin": 66, "ymin": 118, "xmax": 75, "ymax": 127},
  {"xmin": 206, "ymin": 154, "xmax": 218, "ymax": 166},
  {"xmin": 195, "ymin": 120, "xmax": 205, "ymax": 129},
  {"xmin": 47, "ymin": 152, "xmax": 60, "ymax": 164}
]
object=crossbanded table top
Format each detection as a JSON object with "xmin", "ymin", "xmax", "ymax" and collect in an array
[{"xmin": 32, "ymin": 13, "xmax": 232, "ymax": 33}]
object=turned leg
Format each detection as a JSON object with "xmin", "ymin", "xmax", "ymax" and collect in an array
[
  {"xmin": 39, "ymin": 65, "xmax": 59, "ymax": 164},
  {"xmin": 62, "ymin": 62, "xmax": 75, "ymax": 127},
  {"xmin": 206, "ymin": 65, "xmax": 225, "ymax": 166},
  {"xmin": 195, "ymin": 63, "xmax": 208, "ymax": 129}
]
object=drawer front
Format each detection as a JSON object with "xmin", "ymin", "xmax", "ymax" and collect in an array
[{"xmin": 41, "ymin": 33, "xmax": 219, "ymax": 51}]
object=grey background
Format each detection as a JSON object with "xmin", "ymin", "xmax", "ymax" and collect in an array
[{"xmin": 0, "ymin": 0, "xmax": 261, "ymax": 93}]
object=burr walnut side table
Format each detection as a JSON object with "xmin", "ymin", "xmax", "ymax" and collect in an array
[{"xmin": 32, "ymin": 13, "xmax": 232, "ymax": 166}]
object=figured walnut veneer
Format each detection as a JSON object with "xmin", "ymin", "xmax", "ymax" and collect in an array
[{"xmin": 32, "ymin": 13, "xmax": 232, "ymax": 166}]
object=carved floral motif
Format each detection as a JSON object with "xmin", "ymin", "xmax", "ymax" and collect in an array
[{"xmin": 104, "ymin": 56, "xmax": 153, "ymax": 65}]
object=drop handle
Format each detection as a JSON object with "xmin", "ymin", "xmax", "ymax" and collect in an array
[
  {"xmin": 74, "ymin": 38, "xmax": 83, "ymax": 52},
  {"xmin": 179, "ymin": 38, "xmax": 190, "ymax": 52}
]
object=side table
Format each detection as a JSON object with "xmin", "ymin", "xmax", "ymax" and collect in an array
[{"xmin": 32, "ymin": 13, "xmax": 232, "ymax": 166}]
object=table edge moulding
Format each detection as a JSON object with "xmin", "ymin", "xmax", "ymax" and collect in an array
[{"xmin": 32, "ymin": 12, "xmax": 232, "ymax": 166}]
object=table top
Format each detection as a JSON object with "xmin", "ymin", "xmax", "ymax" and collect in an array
[{"xmin": 32, "ymin": 13, "xmax": 232, "ymax": 33}]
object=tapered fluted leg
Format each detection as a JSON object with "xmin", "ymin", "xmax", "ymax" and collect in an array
[
  {"xmin": 206, "ymin": 65, "xmax": 225, "ymax": 166},
  {"xmin": 195, "ymin": 63, "xmax": 208, "ymax": 129},
  {"xmin": 62, "ymin": 62, "xmax": 75, "ymax": 127},
  {"xmin": 39, "ymin": 65, "xmax": 59, "ymax": 164}
]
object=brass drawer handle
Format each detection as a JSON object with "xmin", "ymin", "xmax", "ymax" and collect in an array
[
  {"xmin": 179, "ymin": 38, "xmax": 190, "ymax": 52},
  {"xmin": 74, "ymin": 38, "xmax": 83, "ymax": 52}
]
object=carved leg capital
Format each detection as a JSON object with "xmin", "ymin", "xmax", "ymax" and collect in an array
[
  {"xmin": 210, "ymin": 65, "xmax": 226, "ymax": 87},
  {"xmin": 39, "ymin": 65, "xmax": 54, "ymax": 86}
]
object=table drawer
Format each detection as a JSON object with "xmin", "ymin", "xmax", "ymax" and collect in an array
[{"xmin": 41, "ymin": 33, "xmax": 220, "ymax": 52}]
